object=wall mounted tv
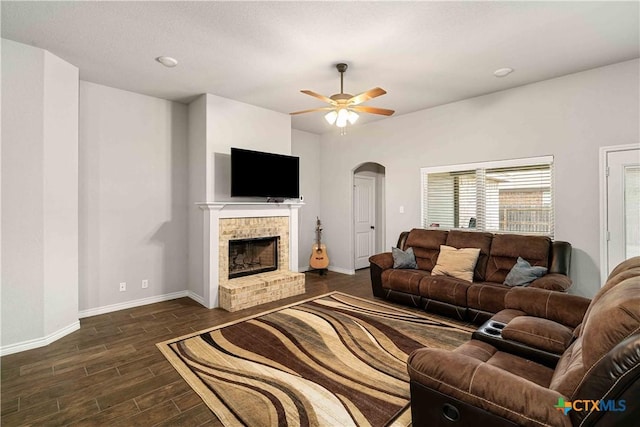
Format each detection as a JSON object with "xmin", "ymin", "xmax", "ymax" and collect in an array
[{"xmin": 230, "ymin": 148, "xmax": 300, "ymax": 200}]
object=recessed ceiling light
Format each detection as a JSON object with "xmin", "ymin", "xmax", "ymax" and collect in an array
[
  {"xmin": 494, "ymin": 67, "xmax": 514, "ymax": 77},
  {"xmin": 156, "ymin": 56, "xmax": 178, "ymax": 68}
]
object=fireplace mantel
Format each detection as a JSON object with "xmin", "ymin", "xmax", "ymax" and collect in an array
[
  {"xmin": 196, "ymin": 201, "xmax": 304, "ymax": 216},
  {"xmin": 196, "ymin": 201, "xmax": 303, "ymax": 308}
]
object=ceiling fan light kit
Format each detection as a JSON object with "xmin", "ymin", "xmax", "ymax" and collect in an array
[
  {"xmin": 325, "ymin": 108, "xmax": 358, "ymax": 127},
  {"xmin": 291, "ymin": 63, "xmax": 394, "ymax": 131}
]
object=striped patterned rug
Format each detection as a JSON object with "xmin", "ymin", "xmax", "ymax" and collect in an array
[{"xmin": 158, "ymin": 292, "xmax": 472, "ymax": 426}]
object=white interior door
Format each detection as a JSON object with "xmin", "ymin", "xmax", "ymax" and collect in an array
[
  {"xmin": 605, "ymin": 147, "xmax": 640, "ymax": 277},
  {"xmin": 354, "ymin": 175, "xmax": 376, "ymax": 270}
]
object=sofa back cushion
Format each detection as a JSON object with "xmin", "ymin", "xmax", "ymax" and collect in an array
[
  {"xmin": 606, "ymin": 256, "xmax": 640, "ymax": 281},
  {"xmin": 445, "ymin": 230, "xmax": 493, "ymax": 281},
  {"xmin": 550, "ymin": 277, "xmax": 640, "ymax": 398},
  {"xmin": 579, "ymin": 265, "xmax": 640, "ymax": 331},
  {"xmin": 485, "ymin": 234, "xmax": 551, "ymax": 284},
  {"xmin": 580, "ymin": 277, "xmax": 640, "ymax": 369},
  {"xmin": 404, "ymin": 229, "xmax": 448, "ymax": 271}
]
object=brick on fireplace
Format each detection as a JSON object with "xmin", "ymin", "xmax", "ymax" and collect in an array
[{"xmin": 219, "ymin": 271, "xmax": 305, "ymax": 312}]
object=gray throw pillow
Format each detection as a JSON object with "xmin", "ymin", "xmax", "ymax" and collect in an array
[
  {"xmin": 504, "ymin": 257, "xmax": 548, "ymax": 286},
  {"xmin": 392, "ymin": 247, "xmax": 417, "ymax": 269}
]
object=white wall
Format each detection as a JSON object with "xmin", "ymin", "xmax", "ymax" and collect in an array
[
  {"xmin": 319, "ymin": 59, "xmax": 640, "ymax": 298},
  {"xmin": 187, "ymin": 93, "xmax": 293, "ymax": 303},
  {"xmin": 206, "ymin": 94, "xmax": 291, "ymax": 202},
  {"xmin": 79, "ymin": 81, "xmax": 188, "ymax": 314},
  {"xmin": 43, "ymin": 50, "xmax": 80, "ymax": 336},
  {"xmin": 292, "ymin": 129, "xmax": 321, "ymax": 270},
  {"xmin": 187, "ymin": 95, "xmax": 207, "ymax": 303},
  {"xmin": 1, "ymin": 39, "xmax": 79, "ymax": 352}
]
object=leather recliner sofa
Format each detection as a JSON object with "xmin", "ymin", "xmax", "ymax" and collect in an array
[
  {"xmin": 474, "ymin": 257, "xmax": 640, "ymax": 366},
  {"xmin": 406, "ymin": 260, "xmax": 640, "ymax": 427},
  {"xmin": 370, "ymin": 229, "xmax": 572, "ymax": 323}
]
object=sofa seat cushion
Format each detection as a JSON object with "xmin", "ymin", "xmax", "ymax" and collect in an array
[
  {"xmin": 381, "ymin": 268, "xmax": 431, "ymax": 294},
  {"xmin": 467, "ymin": 282, "xmax": 511, "ymax": 314},
  {"xmin": 407, "ymin": 341, "xmax": 567, "ymax": 427},
  {"xmin": 502, "ymin": 316, "xmax": 574, "ymax": 355},
  {"xmin": 452, "ymin": 340, "xmax": 555, "ymax": 387},
  {"xmin": 418, "ymin": 275, "xmax": 470, "ymax": 307}
]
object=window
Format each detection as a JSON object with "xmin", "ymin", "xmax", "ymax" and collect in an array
[{"xmin": 421, "ymin": 156, "xmax": 554, "ymax": 237}]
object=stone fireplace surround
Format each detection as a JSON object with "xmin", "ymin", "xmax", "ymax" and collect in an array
[{"xmin": 197, "ymin": 202, "xmax": 305, "ymax": 311}]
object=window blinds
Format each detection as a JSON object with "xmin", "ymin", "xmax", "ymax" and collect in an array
[{"xmin": 422, "ymin": 157, "xmax": 554, "ymax": 237}]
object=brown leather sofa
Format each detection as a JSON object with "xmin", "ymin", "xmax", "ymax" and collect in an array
[
  {"xmin": 407, "ymin": 264, "xmax": 640, "ymax": 427},
  {"xmin": 474, "ymin": 257, "xmax": 640, "ymax": 367},
  {"xmin": 369, "ymin": 229, "xmax": 572, "ymax": 323}
]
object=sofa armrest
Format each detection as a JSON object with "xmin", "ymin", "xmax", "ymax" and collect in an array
[
  {"xmin": 369, "ymin": 252, "xmax": 394, "ymax": 270},
  {"xmin": 529, "ymin": 273, "xmax": 572, "ymax": 292},
  {"xmin": 501, "ymin": 316, "xmax": 574, "ymax": 354},
  {"xmin": 407, "ymin": 348, "xmax": 571, "ymax": 427},
  {"xmin": 504, "ymin": 287, "xmax": 590, "ymax": 328},
  {"xmin": 369, "ymin": 253, "xmax": 394, "ymax": 298}
]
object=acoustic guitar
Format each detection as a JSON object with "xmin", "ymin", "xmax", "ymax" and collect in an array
[{"xmin": 309, "ymin": 217, "xmax": 329, "ymax": 270}]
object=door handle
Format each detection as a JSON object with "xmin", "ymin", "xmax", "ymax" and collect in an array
[{"xmin": 370, "ymin": 226, "xmax": 375, "ymax": 230}]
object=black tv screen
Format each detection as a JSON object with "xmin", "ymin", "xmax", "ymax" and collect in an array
[{"xmin": 231, "ymin": 148, "xmax": 300, "ymax": 199}]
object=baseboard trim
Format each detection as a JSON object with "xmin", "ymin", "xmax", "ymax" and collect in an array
[
  {"xmin": 186, "ymin": 291, "xmax": 206, "ymax": 307},
  {"xmin": 301, "ymin": 265, "xmax": 355, "ymax": 275},
  {"xmin": 2, "ymin": 292, "xmax": 209, "ymax": 356},
  {"xmin": 328, "ymin": 266, "xmax": 356, "ymax": 275},
  {"xmin": 0, "ymin": 321, "xmax": 81, "ymax": 357},
  {"xmin": 78, "ymin": 291, "xmax": 191, "ymax": 318}
]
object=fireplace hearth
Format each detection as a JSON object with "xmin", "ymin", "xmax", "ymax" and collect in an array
[{"xmin": 228, "ymin": 236, "xmax": 279, "ymax": 279}]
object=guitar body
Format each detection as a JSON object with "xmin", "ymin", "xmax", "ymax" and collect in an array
[
  {"xmin": 309, "ymin": 243, "xmax": 329, "ymax": 269},
  {"xmin": 310, "ymin": 217, "xmax": 330, "ymax": 271}
]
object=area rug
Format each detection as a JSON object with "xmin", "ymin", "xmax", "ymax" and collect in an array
[{"xmin": 157, "ymin": 292, "xmax": 473, "ymax": 426}]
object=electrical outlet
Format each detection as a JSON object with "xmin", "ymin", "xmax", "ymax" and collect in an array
[
  {"xmin": 119, "ymin": 282, "xmax": 126, "ymax": 292},
  {"xmin": 142, "ymin": 279, "xmax": 148, "ymax": 289}
]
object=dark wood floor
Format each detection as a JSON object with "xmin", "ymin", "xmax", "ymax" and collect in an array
[
  {"xmin": 1, "ymin": 269, "xmax": 470, "ymax": 426},
  {"xmin": 0, "ymin": 269, "xmax": 377, "ymax": 426}
]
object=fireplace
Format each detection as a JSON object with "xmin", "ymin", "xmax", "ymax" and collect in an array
[
  {"xmin": 228, "ymin": 236, "xmax": 279, "ymax": 279},
  {"xmin": 197, "ymin": 202, "xmax": 304, "ymax": 310}
]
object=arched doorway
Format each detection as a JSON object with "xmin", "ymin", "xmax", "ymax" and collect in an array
[{"xmin": 353, "ymin": 163, "xmax": 386, "ymax": 270}]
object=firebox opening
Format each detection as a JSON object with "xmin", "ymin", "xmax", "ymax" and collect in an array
[{"xmin": 228, "ymin": 236, "xmax": 279, "ymax": 279}]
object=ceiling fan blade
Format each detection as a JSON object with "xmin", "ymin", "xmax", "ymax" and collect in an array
[
  {"xmin": 350, "ymin": 105, "xmax": 395, "ymax": 116},
  {"xmin": 348, "ymin": 87, "xmax": 387, "ymax": 105},
  {"xmin": 300, "ymin": 90, "xmax": 337, "ymax": 105},
  {"xmin": 290, "ymin": 106, "xmax": 334, "ymax": 115}
]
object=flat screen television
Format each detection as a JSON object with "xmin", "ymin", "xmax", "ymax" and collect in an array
[{"xmin": 230, "ymin": 148, "xmax": 300, "ymax": 199}]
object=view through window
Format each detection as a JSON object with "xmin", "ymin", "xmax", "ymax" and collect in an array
[{"xmin": 421, "ymin": 157, "xmax": 554, "ymax": 237}]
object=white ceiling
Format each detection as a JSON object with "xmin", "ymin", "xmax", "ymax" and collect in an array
[{"xmin": 2, "ymin": 1, "xmax": 639, "ymax": 135}]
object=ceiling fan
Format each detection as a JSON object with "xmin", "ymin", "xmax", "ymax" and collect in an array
[{"xmin": 290, "ymin": 63, "xmax": 395, "ymax": 128}]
